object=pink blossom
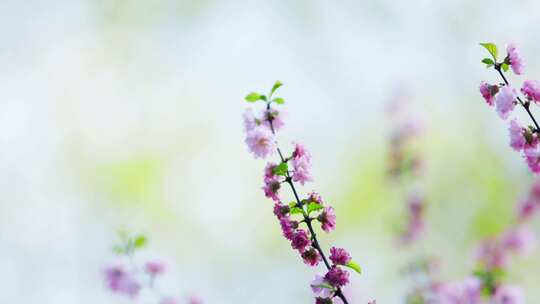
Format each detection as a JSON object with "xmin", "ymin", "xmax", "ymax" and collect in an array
[
  {"xmin": 502, "ymin": 226, "xmax": 536, "ymax": 255},
  {"xmin": 104, "ymin": 265, "xmax": 141, "ymax": 297},
  {"xmin": 329, "ymin": 247, "xmax": 351, "ymax": 265},
  {"xmin": 245, "ymin": 128, "xmax": 276, "ymax": 158},
  {"xmin": 508, "ymin": 120, "xmax": 526, "ymax": 151},
  {"xmin": 308, "ymin": 191, "xmax": 324, "ymax": 205},
  {"xmin": 524, "ymin": 145, "xmax": 540, "ymax": 174},
  {"xmin": 457, "ymin": 277, "xmax": 482, "ymax": 304},
  {"xmin": 521, "ymin": 80, "xmax": 540, "ymax": 102},
  {"xmin": 262, "ymin": 108, "xmax": 285, "ymax": 131},
  {"xmin": 292, "ymin": 143, "xmax": 313, "ymax": 185},
  {"xmin": 492, "ymin": 285, "xmax": 524, "ymax": 304},
  {"xmin": 479, "ymin": 82, "xmax": 497, "ymax": 106},
  {"xmin": 242, "ymin": 108, "xmax": 259, "ymax": 133},
  {"xmin": 188, "ymin": 295, "xmax": 204, "ymax": 304},
  {"xmin": 475, "ymin": 239, "xmax": 508, "ymax": 270},
  {"xmin": 495, "ymin": 86, "xmax": 517, "ymax": 120},
  {"xmin": 273, "ymin": 202, "xmax": 289, "ymax": 219},
  {"xmin": 302, "ymin": 247, "xmax": 321, "ymax": 266},
  {"xmin": 145, "ymin": 261, "xmax": 165, "ymax": 276},
  {"xmin": 263, "ymin": 180, "xmax": 280, "ymax": 201},
  {"xmin": 243, "ymin": 107, "xmax": 285, "ymax": 134},
  {"xmin": 311, "ymin": 274, "xmax": 333, "ymax": 298},
  {"xmin": 291, "ymin": 229, "xmax": 311, "ymax": 252},
  {"xmin": 516, "ymin": 199, "xmax": 538, "ymax": 221},
  {"xmin": 318, "ymin": 206, "xmax": 337, "ymax": 233},
  {"xmin": 529, "ymin": 179, "xmax": 540, "ymax": 201},
  {"xmin": 263, "ymin": 163, "xmax": 281, "ymax": 201},
  {"xmin": 324, "ymin": 266, "xmax": 349, "ymax": 288},
  {"xmin": 433, "ymin": 277, "xmax": 482, "ymax": 304},
  {"xmin": 507, "ymin": 44, "xmax": 524, "ymax": 75},
  {"xmin": 279, "ymin": 217, "xmax": 297, "ymax": 240}
]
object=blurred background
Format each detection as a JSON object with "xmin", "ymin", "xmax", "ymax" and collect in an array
[{"xmin": 2, "ymin": 0, "xmax": 540, "ymax": 303}]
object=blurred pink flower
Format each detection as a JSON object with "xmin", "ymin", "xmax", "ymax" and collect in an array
[
  {"xmin": 262, "ymin": 108, "xmax": 285, "ymax": 131},
  {"xmin": 318, "ymin": 206, "xmax": 336, "ymax": 233},
  {"xmin": 188, "ymin": 295, "xmax": 204, "ymax": 304},
  {"xmin": 475, "ymin": 238, "xmax": 508, "ymax": 270},
  {"xmin": 492, "ymin": 285, "xmax": 524, "ymax": 304},
  {"xmin": 507, "ymin": 44, "xmax": 524, "ymax": 75},
  {"xmin": 524, "ymin": 145, "xmax": 540, "ymax": 174},
  {"xmin": 399, "ymin": 194, "xmax": 425, "ymax": 245},
  {"xmin": 311, "ymin": 273, "xmax": 333, "ymax": 298},
  {"xmin": 516, "ymin": 199, "xmax": 538, "ymax": 221},
  {"xmin": 245, "ymin": 128, "xmax": 276, "ymax": 158},
  {"xmin": 495, "ymin": 86, "xmax": 517, "ymax": 120},
  {"xmin": 521, "ymin": 80, "xmax": 540, "ymax": 102},
  {"xmin": 508, "ymin": 120, "xmax": 526, "ymax": 151},
  {"xmin": 292, "ymin": 143, "xmax": 313, "ymax": 185},
  {"xmin": 502, "ymin": 226, "xmax": 536, "ymax": 255},
  {"xmin": 480, "ymin": 82, "xmax": 497, "ymax": 106},
  {"xmin": 145, "ymin": 261, "xmax": 165, "ymax": 276},
  {"xmin": 242, "ymin": 108, "xmax": 259, "ymax": 133},
  {"xmin": 263, "ymin": 162, "xmax": 281, "ymax": 201},
  {"xmin": 104, "ymin": 265, "xmax": 141, "ymax": 298}
]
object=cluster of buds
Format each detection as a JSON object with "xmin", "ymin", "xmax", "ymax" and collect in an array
[
  {"xmin": 479, "ymin": 42, "xmax": 540, "ymax": 174},
  {"xmin": 404, "ymin": 180, "xmax": 540, "ymax": 304},
  {"xmin": 103, "ymin": 232, "xmax": 202, "ymax": 304},
  {"xmin": 243, "ymin": 82, "xmax": 368, "ymax": 304}
]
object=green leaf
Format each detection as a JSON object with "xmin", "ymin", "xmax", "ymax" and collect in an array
[
  {"xmin": 273, "ymin": 97, "xmax": 285, "ymax": 104},
  {"xmin": 481, "ymin": 58, "xmax": 494, "ymax": 66},
  {"xmin": 480, "ymin": 42, "xmax": 498, "ymax": 61},
  {"xmin": 501, "ymin": 63, "xmax": 509, "ymax": 72},
  {"xmin": 344, "ymin": 261, "xmax": 362, "ymax": 274},
  {"xmin": 307, "ymin": 202, "xmax": 324, "ymax": 214},
  {"xmin": 312, "ymin": 283, "xmax": 334, "ymax": 290},
  {"xmin": 290, "ymin": 207, "xmax": 304, "ymax": 215},
  {"xmin": 134, "ymin": 235, "xmax": 147, "ymax": 248},
  {"xmin": 270, "ymin": 81, "xmax": 283, "ymax": 96},
  {"xmin": 245, "ymin": 92, "xmax": 264, "ymax": 102},
  {"xmin": 272, "ymin": 162, "xmax": 288, "ymax": 176},
  {"xmin": 289, "ymin": 201, "xmax": 297, "ymax": 208}
]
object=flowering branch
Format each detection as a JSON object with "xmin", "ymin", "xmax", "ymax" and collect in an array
[
  {"xmin": 479, "ymin": 42, "xmax": 540, "ymax": 174},
  {"xmin": 403, "ymin": 180, "xmax": 540, "ymax": 303},
  {"xmin": 103, "ymin": 232, "xmax": 202, "ymax": 304},
  {"xmin": 243, "ymin": 82, "xmax": 366, "ymax": 304},
  {"xmin": 386, "ymin": 91, "xmax": 426, "ymax": 245}
]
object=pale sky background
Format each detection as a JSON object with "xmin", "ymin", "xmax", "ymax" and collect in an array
[{"xmin": 2, "ymin": 0, "xmax": 540, "ymax": 303}]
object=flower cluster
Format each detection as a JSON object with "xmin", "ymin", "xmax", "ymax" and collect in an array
[
  {"xmin": 404, "ymin": 180, "xmax": 540, "ymax": 304},
  {"xmin": 243, "ymin": 81, "xmax": 365, "ymax": 304},
  {"xmin": 103, "ymin": 232, "xmax": 202, "ymax": 304},
  {"xmin": 479, "ymin": 42, "xmax": 540, "ymax": 174}
]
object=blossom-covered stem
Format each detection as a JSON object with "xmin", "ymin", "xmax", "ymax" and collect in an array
[
  {"xmin": 268, "ymin": 113, "xmax": 350, "ymax": 304},
  {"xmin": 495, "ymin": 64, "xmax": 540, "ymax": 132}
]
